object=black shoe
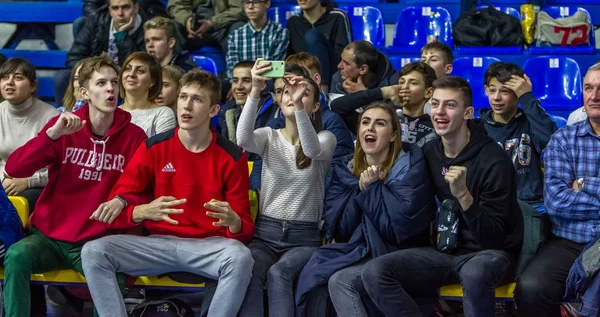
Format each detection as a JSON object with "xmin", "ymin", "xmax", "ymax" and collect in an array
[
  {"xmin": 46, "ymin": 285, "xmax": 84, "ymax": 314},
  {"xmin": 123, "ymin": 288, "xmax": 146, "ymax": 305}
]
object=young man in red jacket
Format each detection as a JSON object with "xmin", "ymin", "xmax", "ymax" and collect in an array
[
  {"xmin": 82, "ymin": 69, "xmax": 254, "ymax": 317},
  {"xmin": 3, "ymin": 54, "xmax": 147, "ymax": 317}
]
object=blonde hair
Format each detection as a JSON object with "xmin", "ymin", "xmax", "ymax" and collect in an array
[
  {"xmin": 352, "ymin": 102, "xmax": 403, "ymax": 179},
  {"xmin": 63, "ymin": 59, "xmax": 86, "ymax": 112}
]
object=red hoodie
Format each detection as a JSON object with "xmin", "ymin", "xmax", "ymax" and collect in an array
[
  {"xmin": 5, "ymin": 104, "xmax": 147, "ymax": 243},
  {"xmin": 109, "ymin": 128, "xmax": 254, "ymax": 244}
]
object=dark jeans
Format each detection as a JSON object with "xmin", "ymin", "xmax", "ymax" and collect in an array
[
  {"xmin": 362, "ymin": 247, "xmax": 513, "ymax": 317},
  {"xmin": 515, "ymin": 237, "xmax": 585, "ymax": 317},
  {"xmin": 238, "ymin": 215, "xmax": 322, "ymax": 317},
  {"xmin": 53, "ymin": 68, "xmax": 72, "ymax": 108},
  {"xmin": 304, "ymin": 29, "xmax": 336, "ymax": 87}
]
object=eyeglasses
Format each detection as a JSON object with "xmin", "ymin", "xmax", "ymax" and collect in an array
[{"xmin": 243, "ymin": 0, "xmax": 267, "ymax": 6}]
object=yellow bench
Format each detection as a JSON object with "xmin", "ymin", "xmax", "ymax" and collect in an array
[{"xmin": 439, "ymin": 283, "xmax": 516, "ymax": 300}]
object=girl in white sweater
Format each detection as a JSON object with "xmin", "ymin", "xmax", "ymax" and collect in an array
[
  {"xmin": 236, "ymin": 59, "xmax": 336, "ymax": 317},
  {"xmin": 0, "ymin": 58, "xmax": 57, "ymax": 206},
  {"xmin": 119, "ymin": 52, "xmax": 176, "ymax": 137}
]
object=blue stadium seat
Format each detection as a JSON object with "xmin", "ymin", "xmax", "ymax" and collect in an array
[
  {"xmin": 456, "ymin": 5, "xmax": 523, "ymax": 54},
  {"xmin": 267, "ymin": 5, "xmax": 302, "ymax": 28},
  {"xmin": 37, "ymin": 77, "xmax": 55, "ymax": 100},
  {"xmin": 523, "ymin": 56, "xmax": 583, "ymax": 113},
  {"xmin": 0, "ymin": 50, "xmax": 67, "ymax": 69},
  {"xmin": 191, "ymin": 56, "xmax": 218, "ymax": 75},
  {"xmin": 337, "ymin": 6, "xmax": 385, "ymax": 48},
  {"xmin": 550, "ymin": 115, "xmax": 568, "ymax": 128},
  {"xmin": 529, "ymin": 6, "xmax": 595, "ymax": 55},
  {"xmin": 387, "ymin": 6, "xmax": 453, "ymax": 54},
  {"xmin": 451, "ymin": 56, "xmax": 501, "ymax": 111},
  {"xmin": 389, "ymin": 56, "xmax": 421, "ymax": 72}
]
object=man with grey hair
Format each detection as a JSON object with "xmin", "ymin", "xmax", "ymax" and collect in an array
[{"xmin": 515, "ymin": 62, "xmax": 600, "ymax": 317}]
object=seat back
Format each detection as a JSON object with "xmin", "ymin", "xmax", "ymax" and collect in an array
[
  {"xmin": 523, "ymin": 56, "xmax": 582, "ymax": 110},
  {"xmin": 338, "ymin": 6, "xmax": 385, "ymax": 48},
  {"xmin": 37, "ymin": 77, "xmax": 55, "ymax": 100},
  {"xmin": 475, "ymin": 5, "xmax": 521, "ymax": 19},
  {"xmin": 542, "ymin": 6, "xmax": 594, "ymax": 46},
  {"xmin": 550, "ymin": 115, "xmax": 568, "ymax": 129},
  {"xmin": 392, "ymin": 6, "xmax": 453, "ymax": 50},
  {"xmin": 267, "ymin": 5, "xmax": 302, "ymax": 28},
  {"xmin": 191, "ymin": 56, "xmax": 218, "ymax": 75},
  {"xmin": 451, "ymin": 56, "xmax": 501, "ymax": 111},
  {"xmin": 8, "ymin": 196, "xmax": 29, "ymax": 228},
  {"xmin": 388, "ymin": 56, "xmax": 422, "ymax": 72}
]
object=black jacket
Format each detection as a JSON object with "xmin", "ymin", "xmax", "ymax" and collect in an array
[
  {"xmin": 82, "ymin": 0, "xmax": 167, "ymax": 18},
  {"xmin": 287, "ymin": 8, "xmax": 352, "ymax": 63},
  {"xmin": 67, "ymin": 6, "xmax": 148, "ymax": 68},
  {"xmin": 423, "ymin": 119, "xmax": 524, "ymax": 256},
  {"xmin": 480, "ymin": 92, "xmax": 557, "ymax": 204},
  {"xmin": 169, "ymin": 51, "xmax": 197, "ymax": 72},
  {"xmin": 330, "ymin": 52, "xmax": 397, "ymax": 95}
]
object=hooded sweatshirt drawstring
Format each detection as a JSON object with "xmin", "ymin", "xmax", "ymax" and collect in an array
[{"xmin": 90, "ymin": 136, "xmax": 110, "ymax": 171}]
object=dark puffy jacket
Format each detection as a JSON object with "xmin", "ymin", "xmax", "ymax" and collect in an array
[
  {"xmin": 0, "ymin": 186, "xmax": 24, "ymax": 255},
  {"xmin": 170, "ymin": 50, "xmax": 197, "ymax": 72},
  {"xmin": 67, "ymin": 6, "xmax": 148, "ymax": 68},
  {"xmin": 295, "ymin": 144, "xmax": 436, "ymax": 316}
]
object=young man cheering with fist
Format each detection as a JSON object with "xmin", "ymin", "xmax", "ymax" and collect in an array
[{"xmin": 362, "ymin": 76, "xmax": 523, "ymax": 317}]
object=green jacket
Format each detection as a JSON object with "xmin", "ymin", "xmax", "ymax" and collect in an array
[{"xmin": 167, "ymin": 0, "xmax": 245, "ymax": 31}]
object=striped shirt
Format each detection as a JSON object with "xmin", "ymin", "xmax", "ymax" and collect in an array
[
  {"xmin": 544, "ymin": 119, "xmax": 600, "ymax": 243},
  {"xmin": 226, "ymin": 20, "xmax": 289, "ymax": 80}
]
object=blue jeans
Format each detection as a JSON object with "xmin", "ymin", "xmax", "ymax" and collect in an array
[
  {"xmin": 304, "ymin": 29, "xmax": 336, "ymax": 87},
  {"xmin": 329, "ymin": 262, "xmax": 381, "ymax": 317},
  {"xmin": 362, "ymin": 247, "xmax": 512, "ymax": 317},
  {"xmin": 239, "ymin": 215, "xmax": 322, "ymax": 317}
]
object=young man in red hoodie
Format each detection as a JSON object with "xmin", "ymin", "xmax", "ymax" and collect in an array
[
  {"xmin": 3, "ymin": 54, "xmax": 147, "ymax": 317},
  {"xmin": 82, "ymin": 69, "xmax": 254, "ymax": 317}
]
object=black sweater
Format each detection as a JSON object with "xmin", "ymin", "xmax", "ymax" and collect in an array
[
  {"xmin": 423, "ymin": 120, "xmax": 524, "ymax": 256},
  {"xmin": 480, "ymin": 92, "xmax": 557, "ymax": 204},
  {"xmin": 287, "ymin": 8, "xmax": 352, "ymax": 63}
]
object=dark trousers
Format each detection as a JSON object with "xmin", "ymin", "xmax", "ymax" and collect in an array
[
  {"xmin": 304, "ymin": 29, "xmax": 336, "ymax": 87},
  {"xmin": 239, "ymin": 215, "xmax": 322, "ymax": 317},
  {"xmin": 184, "ymin": 22, "xmax": 245, "ymax": 52},
  {"xmin": 515, "ymin": 237, "xmax": 585, "ymax": 317},
  {"xmin": 362, "ymin": 247, "xmax": 513, "ymax": 317}
]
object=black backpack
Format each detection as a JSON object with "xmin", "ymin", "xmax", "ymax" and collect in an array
[
  {"xmin": 129, "ymin": 298, "xmax": 195, "ymax": 317},
  {"xmin": 453, "ymin": 6, "xmax": 524, "ymax": 46}
]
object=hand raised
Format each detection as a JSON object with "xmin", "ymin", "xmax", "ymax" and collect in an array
[{"xmin": 46, "ymin": 112, "xmax": 86, "ymax": 140}]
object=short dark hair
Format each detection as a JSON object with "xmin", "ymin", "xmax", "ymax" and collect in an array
[
  {"xmin": 345, "ymin": 40, "xmax": 379, "ymax": 74},
  {"xmin": 0, "ymin": 57, "xmax": 37, "ymax": 85},
  {"xmin": 484, "ymin": 62, "xmax": 525, "ymax": 86},
  {"xmin": 399, "ymin": 62, "xmax": 437, "ymax": 88},
  {"xmin": 180, "ymin": 69, "xmax": 221, "ymax": 105},
  {"xmin": 421, "ymin": 42, "xmax": 454, "ymax": 64},
  {"xmin": 119, "ymin": 52, "xmax": 162, "ymax": 100},
  {"xmin": 432, "ymin": 76, "xmax": 472, "ymax": 107},
  {"xmin": 109, "ymin": 0, "xmax": 138, "ymax": 6},
  {"xmin": 232, "ymin": 60, "xmax": 255, "ymax": 73}
]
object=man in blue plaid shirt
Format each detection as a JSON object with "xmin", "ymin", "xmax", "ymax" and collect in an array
[
  {"xmin": 516, "ymin": 63, "xmax": 600, "ymax": 317},
  {"xmin": 225, "ymin": 0, "xmax": 289, "ymax": 80}
]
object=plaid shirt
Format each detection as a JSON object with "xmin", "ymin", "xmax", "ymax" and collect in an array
[
  {"xmin": 544, "ymin": 119, "xmax": 600, "ymax": 243},
  {"xmin": 226, "ymin": 20, "xmax": 289, "ymax": 80}
]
